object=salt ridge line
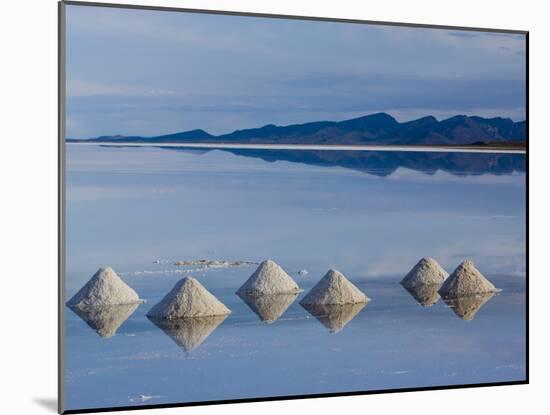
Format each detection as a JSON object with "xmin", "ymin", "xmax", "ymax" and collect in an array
[
  {"xmin": 68, "ymin": 141, "xmax": 526, "ymax": 155},
  {"xmin": 119, "ymin": 267, "xmax": 307, "ymax": 277}
]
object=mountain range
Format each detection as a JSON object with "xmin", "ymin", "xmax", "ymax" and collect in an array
[{"xmin": 69, "ymin": 112, "xmax": 526, "ymax": 146}]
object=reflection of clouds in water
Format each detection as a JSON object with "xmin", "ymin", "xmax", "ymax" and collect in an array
[
  {"xmin": 412, "ymin": 332, "xmax": 492, "ymax": 355},
  {"xmin": 116, "ymin": 351, "xmax": 185, "ymax": 361},
  {"xmin": 67, "ymin": 185, "xmax": 176, "ymax": 202},
  {"xmin": 67, "ymin": 146, "xmax": 349, "ymax": 176},
  {"xmin": 457, "ymin": 215, "xmax": 517, "ymax": 220},
  {"xmin": 68, "ymin": 145, "xmax": 527, "ymax": 182},
  {"xmin": 67, "ymin": 365, "xmax": 128, "ymax": 381},
  {"xmin": 66, "ymin": 145, "xmax": 525, "ymax": 280}
]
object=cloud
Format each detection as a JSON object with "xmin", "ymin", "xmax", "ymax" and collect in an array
[
  {"xmin": 66, "ymin": 70, "xmax": 525, "ymax": 138},
  {"xmin": 442, "ymin": 30, "xmax": 525, "ymax": 55},
  {"xmin": 65, "ymin": 4, "xmax": 526, "ymax": 138},
  {"xmin": 67, "ymin": 80, "xmax": 178, "ymax": 97},
  {"xmin": 285, "ymin": 72, "xmax": 525, "ymax": 111}
]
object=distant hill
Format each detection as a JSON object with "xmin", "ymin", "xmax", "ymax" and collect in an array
[{"xmin": 68, "ymin": 112, "xmax": 526, "ymax": 146}]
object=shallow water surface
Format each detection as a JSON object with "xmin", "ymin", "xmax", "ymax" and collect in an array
[{"xmin": 64, "ymin": 145, "xmax": 526, "ymax": 411}]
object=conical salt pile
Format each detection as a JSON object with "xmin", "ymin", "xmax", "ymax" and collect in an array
[
  {"xmin": 443, "ymin": 293, "xmax": 495, "ymax": 321},
  {"xmin": 400, "ymin": 257, "xmax": 448, "ymax": 288},
  {"xmin": 66, "ymin": 267, "xmax": 141, "ymax": 307},
  {"xmin": 300, "ymin": 269, "xmax": 369, "ymax": 305},
  {"xmin": 69, "ymin": 303, "xmax": 140, "ymax": 338},
  {"xmin": 237, "ymin": 292, "xmax": 298, "ymax": 323},
  {"xmin": 301, "ymin": 303, "xmax": 366, "ymax": 333},
  {"xmin": 148, "ymin": 314, "xmax": 228, "ymax": 353},
  {"xmin": 439, "ymin": 260, "xmax": 500, "ymax": 297},
  {"xmin": 147, "ymin": 277, "xmax": 231, "ymax": 319},
  {"xmin": 236, "ymin": 260, "xmax": 300, "ymax": 295}
]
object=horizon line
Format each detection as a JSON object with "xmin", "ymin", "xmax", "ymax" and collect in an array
[{"xmin": 67, "ymin": 142, "xmax": 527, "ymax": 155}]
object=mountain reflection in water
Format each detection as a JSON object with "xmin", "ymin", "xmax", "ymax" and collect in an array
[{"xmin": 161, "ymin": 147, "xmax": 526, "ymax": 177}]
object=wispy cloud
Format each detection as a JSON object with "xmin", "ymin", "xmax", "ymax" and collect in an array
[
  {"xmin": 67, "ymin": 80, "xmax": 178, "ymax": 97},
  {"xmin": 65, "ymin": 5, "xmax": 526, "ymax": 138}
]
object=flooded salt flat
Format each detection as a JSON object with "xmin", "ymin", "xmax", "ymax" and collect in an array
[{"xmin": 64, "ymin": 144, "xmax": 526, "ymax": 411}]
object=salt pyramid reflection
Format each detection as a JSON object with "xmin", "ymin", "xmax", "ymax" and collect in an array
[
  {"xmin": 301, "ymin": 303, "xmax": 366, "ymax": 333},
  {"xmin": 237, "ymin": 292, "xmax": 298, "ymax": 323},
  {"xmin": 68, "ymin": 303, "xmax": 140, "ymax": 338},
  {"xmin": 148, "ymin": 314, "xmax": 228, "ymax": 353},
  {"xmin": 442, "ymin": 293, "xmax": 495, "ymax": 320},
  {"xmin": 402, "ymin": 284, "xmax": 442, "ymax": 307}
]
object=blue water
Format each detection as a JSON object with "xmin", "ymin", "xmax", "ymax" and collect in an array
[{"xmin": 64, "ymin": 145, "xmax": 526, "ymax": 411}]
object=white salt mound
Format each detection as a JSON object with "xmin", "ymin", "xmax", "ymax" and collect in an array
[
  {"xmin": 300, "ymin": 269, "xmax": 369, "ymax": 305},
  {"xmin": 66, "ymin": 267, "xmax": 141, "ymax": 307},
  {"xmin": 439, "ymin": 260, "xmax": 500, "ymax": 297},
  {"xmin": 147, "ymin": 277, "xmax": 231, "ymax": 319},
  {"xmin": 400, "ymin": 257, "xmax": 448, "ymax": 288},
  {"xmin": 236, "ymin": 259, "xmax": 300, "ymax": 295}
]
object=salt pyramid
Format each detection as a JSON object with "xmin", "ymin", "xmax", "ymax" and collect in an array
[
  {"xmin": 300, "ymin": 269, "xmax": 369, "ymax": 305},
  {"xmin": 236, "ymin": 260, "xmax": 300, "ymax": 296},
  {"xmin": 66, "ymin": 267, "xmax": 141, "ymax": 308},
  {"xmin": 69, "ymin": 303, "xmax": 140, "ymax": 338},
  {"xmin": 439, "ymin": 261, "xmax": 500, "ymax": 297},
  {"xmin": 402, "ymin": 284, "xmax": 441, "ymax": 307},
  {"xmin": 400, "ymin": 257, "xmax": 448, "ymax": 288},
  {"xmin": 147, "ymin": 277, "xmax": 231, "ymax": 319},
  {"xmin": 302, "ymin": 302, "xmax": 366, "ymax": 333},
  {"xmin": 237, "ymin": 292, "xmax": 298, "ymax": 323},
  {"xmin": 148, "ymin": 314, "xmax": 228, "ymax": 353},
  {"xmin": 443, "ymin": 292, "xmax": 495, "ymax": 321}
]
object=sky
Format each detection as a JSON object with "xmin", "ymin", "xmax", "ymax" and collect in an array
[{"xmin": 65, "ymin": 5, "xmax": 527, "ymax": 139}]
